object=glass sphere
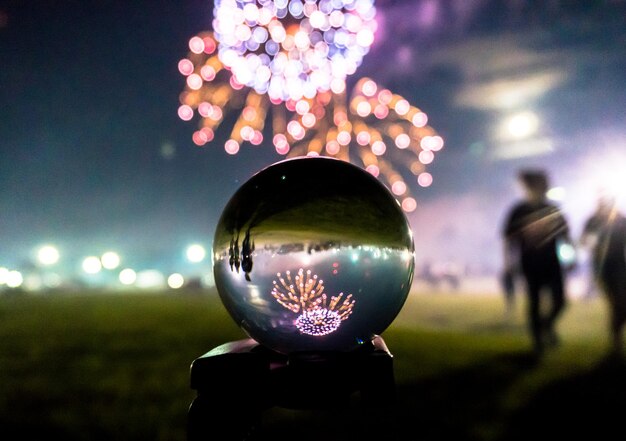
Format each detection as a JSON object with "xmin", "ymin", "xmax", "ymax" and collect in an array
[{"xmin": 213, "ymin": 157, "xmax": 414, "ymax": 353}]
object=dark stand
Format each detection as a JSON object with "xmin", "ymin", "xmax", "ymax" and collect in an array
[{"xmin": 187, "ymin": 335, "xmax": 396, "ymax": 440}]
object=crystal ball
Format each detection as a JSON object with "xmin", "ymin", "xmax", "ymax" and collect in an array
[{"xmin": 213, "ymin": 156, "xmax": 414, "ymax": 353}]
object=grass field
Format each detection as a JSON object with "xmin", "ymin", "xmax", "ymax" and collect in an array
[{"xmin": 0, "ymin": 288, "xmax": 624, "ymax": 440}]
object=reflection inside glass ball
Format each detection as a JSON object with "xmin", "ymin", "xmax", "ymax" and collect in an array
[
  {"xmin": 271, "ymin": 268, "xmax": 355, "ymax": 336},
  {"xmin": 295, "ymin": 308, "xmax": 342, "ymax": 336},
  {"xmin": 213, "ymin": 156, "xmax": 415, "ymax": 353}
]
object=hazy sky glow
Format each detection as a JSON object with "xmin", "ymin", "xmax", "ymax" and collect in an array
[{"xmin": 1, "ymin": 0, "xmax": 626, "ymax": 279}]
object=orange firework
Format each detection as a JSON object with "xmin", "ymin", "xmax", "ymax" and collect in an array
[
  {"xmin": 280, "ymin": 77, "xmax": 444, "ymax": 212},
  {"xmin": 178, "ymin": 32, "xmax": 443, "ymax": 212}
]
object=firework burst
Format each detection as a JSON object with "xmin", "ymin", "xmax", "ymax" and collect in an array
[
  {"xmin": 178, "ymin": 32, "xmax": 268, "ymax": 155},
  {"xmin": 281, "ymin": 77, "xmax": 444, "ymax": 212},
  {"xmin": 212, "ymin": 0, "xmax": 376, "ymax": 102},
  {"xmin": 177, "ymin": 0, "xmax": 444, "ymax": 211},
  {"xmin": 178, "ymin": 31, "xmax": 443, "ymax": 211},
  {"xmin": 271, "ymin": 268, "xmax": 354, "ymax": 336}
]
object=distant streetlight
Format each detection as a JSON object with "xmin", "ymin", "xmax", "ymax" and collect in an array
[
  {"xmin": 119, "ymin": 268, "xmax": 137, "ymax": 285},
  {"xmin": 37, "ymin": 245, "xmax": 60, "ymax": 266},
  {"xmin": 168, "ymin": 273, "xmax": 185, "ymax": 289},
  {"xmin": 101, "ymin": 251, "xmax": 121, "ymax": 270},
  {"xmin": 186, "ymin": 244, "xmax": 206, "ymax": 263},
  {"xmin": 6, "ymin": 270, "xmax": 23, "ymax": 288},
  {"xmin": 82, "ymin": 256, "xmax": 102, "ymax": 274}
]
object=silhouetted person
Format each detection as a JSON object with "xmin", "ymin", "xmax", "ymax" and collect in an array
[
  {"xmin": 502, "ymin": 169, "xmax": 571, "ymax": 355},
  {"xmin": 580, "ymin": 192, "xmax": 626, "ymax": 357},
  {"xmin": 229, "ymin": 237, "xmax": 235, "ymax": 272},
  {"xmin": 420, "ymin": 261, "xmax": 439, "ymax": 289},
  {"xmin": 241, "ymin": 229, "xmax": 255, "ymax": 282},
  {"xmin": 233, "ymin": 235, "xmax": 241, "ymax": 273}
]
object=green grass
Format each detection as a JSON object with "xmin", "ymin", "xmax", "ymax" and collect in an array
[
  {"xmin": 0, "ymin": 291, "xmax": 245, "ymax": 441},
  {"xmin": 0, "ymin": 290, "xmax": 623, "ymax": 440}
]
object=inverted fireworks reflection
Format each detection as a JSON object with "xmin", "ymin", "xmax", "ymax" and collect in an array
[{"xmin": 271, "ymin": 268, "xmax": 354, "ymax": 336}]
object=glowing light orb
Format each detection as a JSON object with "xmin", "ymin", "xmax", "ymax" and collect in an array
[
  {"xmin": 186, "ymin": 244, "xmax": 207, "ymax": 263},
  {"xmin": 502, "ymin": 110, "xmax": 539, "ymax": 140},
  {"xmin": 558, "ymin": 241, "xmax": 577, "ymax": 267},
  {"xmin": 82, "ymin": 256, "xmax": 102, "ymax": 274},
  {"xmin": 417, "ymin": 172, "xmax": 433, "ymax": 187},
  {"xmin": 119, "ymin": 268, "xmax": 137, "ymax": 285},
  {"xmin": 168, "ymin": 273, "xmax": 185, "ymax": 289},
  {"xmin": 213, "ymin": 0, "xmax": 377, "ymax": 102},
  {"xmin": 101, "ymin": 251, "xmax": 120, "ymax": 270},
  {"xmin": 6, "ymin": 270, "xmax": 23, "ymax": 288},
  {"xmin": 37, "ymin": 245, "xmax": 60, "ymax": 266},
  {"xmin": 546, "ymin": 186, "xmax": 566, "ymax": 202},
  {"xmin": 213, "ymin": 157, "xmax": 415, "ymax": 353}
]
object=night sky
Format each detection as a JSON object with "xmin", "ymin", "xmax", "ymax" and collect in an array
[{"xmin": 2, "ymin": 0, "xmax": 626, "ymax": 279}]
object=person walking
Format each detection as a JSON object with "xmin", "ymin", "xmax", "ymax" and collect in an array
[
  {"xmin": 502, "ymin": 169, "xmax": 572, "ymax": 356},
  {"xmin": 580, "ymin": 192, "xmax": 626, "ymax": 357}
]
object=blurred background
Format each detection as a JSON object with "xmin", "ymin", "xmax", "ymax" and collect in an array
[
  {"xmin": 1, "ymin": 1, "xmax": 626, "ymax": 440},
  {"xmin": 2, "ymin": 0, "xmax": 626, "ymax": 293}
]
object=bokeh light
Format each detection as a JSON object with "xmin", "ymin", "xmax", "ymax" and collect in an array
[
  {"xmin": 119, "ymin": 268, "xmax": 137, "ymax": 285},
  {"xmin": 417, "ymin": 172, "xmax": 433, "ymax": 187},
  {"xmin": 37, "ymin": 245, "xmax": 60, "ymax": 266},
  {"xmin": 501, "ymin": 110, "xmax": 539, "ymax": 140},
  {"xmin": 167, "ymin": 273, "xmax": 185, "ymax": 289},
  {"xmin": 547, "ymin": 186, "xmax": 566, "ymax": 202},
  {"xmin": 281, "ymin": 77, "xmax": 443, "ymax": 210},
  {"xmin": 558, "ymin": 241, "xmax": 577, "ymax": 267},
  {"xmin": 6, "ymin": 270, "xmax": 23, "ymax": 288},
  {"xmin": 212, "ymin": 0, "xmax": 377, "ymax": 102},
  {"xmin": 101, "ymin": 251, "xmax": 121, "ymax": 270},
  {"xmin": 401, "ymin": 197, "xmax": 417, "ymax": 213},
  {"xmin": 82, "ymin": 256, "xmax": 102, "ymax": 274},
  {"xmin": 186, "ymin": 244, "xmax": 207, "ymax": 263}
]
